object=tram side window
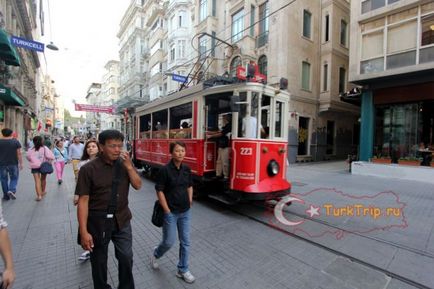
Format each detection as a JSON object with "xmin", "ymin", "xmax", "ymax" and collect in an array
[
  {"xmin": 238, "ymin": 92, "xmax": 252, "ymax": 138},
  {"xmin": 260, "ymin": 95, "xmax": 271, "ymax": 139},
  {"xmin": 169, "ymin": 102, "xmax": 192, "ymax": 139},
  {"xmin": 275, "ymin": 101, "xmax": 284, "ymax": 138},
  {"xmin": 139, "ymin": 114, "xmax": 151, "ymax": 139},
  {"xmin": 152, "ymin": 109, "xmax": 168, "ymax": 139}
]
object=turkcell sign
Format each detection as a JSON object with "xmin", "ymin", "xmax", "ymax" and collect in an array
[
  {"xmin": 11, "ymin": 36, "xmax": 44, "ymax": 52},
  {"xmin": 172, "ymin": 74, "xmax": 188, "ymax": 83}
]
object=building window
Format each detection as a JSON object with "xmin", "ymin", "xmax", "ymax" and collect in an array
[
  {"xmin": 212, "ymin": 0, "xmax": 216, "ymax": 17},
  {"xmin": 232, "ymin": 9, "xmax": 244, "ymax": 43},
  {"xmin": 170, "ymin": 45, "xmax": 176, "ymax": 61},
  {"xmin": 199, "ymin": 0, "xmax": 207, "ymax": 22},
  {"xmin": 257, "ymin": 2, "xmax": 269, "ymax": 47},
  {"xmin": 230, "ymin": 56, "xmax": 242, "ymax": 77},
  {"xmin": 301, "ymin": 61, "xmax": 311, "ymax": 90},
  {"xmin": 324, "ymin": 14, "xmax": 330, "ymax": 42},
  {"xmin": 179, "ymin": 40, "xmax": 186, "ymax": 58},
  {"xmin": 421, "ymin": 14, "xmax": 434, "ymax": 46},
  {"xmin": 303, "ymin": 10, "xmax": 312, "ymax": 39},
  {"xmin": 199, "ymin": 34, "xmax": 207, "ymax": 59},
  {"xmin": 250, "ymin": 5, "xmax": 255, "ymax": 37},
  {"xmin": 386, "ymin": 20, "xmax": 417, "ymax": 69},
  {"xmin": 340, "ymin": 20, "xmax": 348, "ymax": 46},
  {"xmin": 258, "ymin": 55, "xmax": 267, "ymax": 76},
  {"xmin": 361, "ymin": 30, "xmax": 384, "ymax": 74},
  {"xmin": 338, "ymin": 67, "xmax": 346, "ymax": 93},
  {"xmin": 211, "ymin": 31, "xmax": 216, "ymax": 57},
  {"xmin": 323, "ymin": 64, "xmax": 328, "ymax": 91}
]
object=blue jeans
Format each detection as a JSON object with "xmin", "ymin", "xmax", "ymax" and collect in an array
[
  {"xmin": 0, "ymin": 165, "xmax": 19, "ymax": 197},
  {"xmin": 154, "ymin": 209, "xmax": 191, "ymax": 273}
]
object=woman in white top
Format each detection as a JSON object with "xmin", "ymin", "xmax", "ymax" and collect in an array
[{"xmin": 74, "ymin": 139, "xmax": 99, "ymax": 261}]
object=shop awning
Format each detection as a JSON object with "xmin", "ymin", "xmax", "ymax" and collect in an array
[
  {"xmin": 0, "ymin": 29, "xmax": 21, "ymax": 66},
  {"xmin": 0, "ymin": 84, "xmax": 25, "ymax": 106}
]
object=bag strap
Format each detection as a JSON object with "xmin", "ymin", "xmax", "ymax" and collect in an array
[
  {"xmin": 107, "ymin": 159, "xmax": 122, "ymax": 216},
  {"xmin": 43, "ymin": 146, "xmax": 47, "ymax": 162},
  {"xmin": 56, "ymin": 147, "xmax": 65, "ymax": 158}
]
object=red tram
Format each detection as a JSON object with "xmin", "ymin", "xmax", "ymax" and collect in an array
[{"xmin": 132, "ymin": 82, "xmax": 291, "ymax": 203}]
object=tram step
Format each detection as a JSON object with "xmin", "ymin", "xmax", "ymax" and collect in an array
[{"xmin": 208, "ymin": 194, "xmax": 238, "ymax": 205}]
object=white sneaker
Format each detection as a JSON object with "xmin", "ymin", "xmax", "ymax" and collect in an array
[
  {"xmin": 8, "ymin": 191, "xmax": 16, "ymax": 200},
  {"xmin": 78, "ymin": 251, "xmax": 90, "ymax": 261},
  {"xmin": 150, "ymin": 249, "xmax": 159, "ymax": 270},
  {"xmin": 176, "ymin": 271, "xmax": 195, "ymax": 283}
]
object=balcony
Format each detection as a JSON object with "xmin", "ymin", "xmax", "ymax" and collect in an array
[{"xmin": 256, "ymin": 31, "xmax": 269, "ymax": 48}]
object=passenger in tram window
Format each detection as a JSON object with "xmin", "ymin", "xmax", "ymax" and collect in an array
[
  {"xmin": 241, "ymin": 109, "xmax": 266, "ymax": 138},
  {"xmin": 207, "ymin": 114, "xmax": 232, "ymax": 179},
  {"xmin": 151, "ymin": 141, "xmax": 195, "ymax": 284}
]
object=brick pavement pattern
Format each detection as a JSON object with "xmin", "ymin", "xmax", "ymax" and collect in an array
[{"xmin": 0, "ymin": 159, "xmax": 426, "ymax": 288}]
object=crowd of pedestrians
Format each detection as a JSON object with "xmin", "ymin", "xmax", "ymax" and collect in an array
[{"xmin": 0, "ymin": 128, "xmax": 196, "ymax": 289}]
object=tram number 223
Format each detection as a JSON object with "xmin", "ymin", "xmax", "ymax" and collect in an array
[{"xmin": 240, "ymin": 147, "xmax": 253, "ymax": 155}]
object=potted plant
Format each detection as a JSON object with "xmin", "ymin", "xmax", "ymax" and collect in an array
[
  {"xmin": 371, "ymin": 156, "xmax": 392, "ymax": 164},
  {"xmin": 398, "ymin": 157, "xmax": 421, "ymax": 167}
]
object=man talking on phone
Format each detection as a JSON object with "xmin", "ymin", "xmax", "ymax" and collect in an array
[{"xmin": 76, "ymin": 130, "xmax": 142, "ymax": 289}]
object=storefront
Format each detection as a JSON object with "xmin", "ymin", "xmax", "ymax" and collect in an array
[{"xmin": 373, "ymin": 82, "xmax": 434, "ymax": 160}]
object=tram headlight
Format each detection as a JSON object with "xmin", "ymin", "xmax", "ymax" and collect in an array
[{"xmin": 267, "ymin": 160, "xmax": 280, "ymax": 176}]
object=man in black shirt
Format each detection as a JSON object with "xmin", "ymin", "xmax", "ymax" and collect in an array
[
  {"xmin": 207, "ymin": 114, "xmax": 232, "ymax": 179},
  {"xmin": 0, "ymin": 128, "xmax": 23, "ymax": 200},
  {"xmin": 150, "ymin": 141, "xmax": 195, "ymax": 283}
]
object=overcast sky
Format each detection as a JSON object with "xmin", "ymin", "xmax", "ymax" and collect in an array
[{"xmin": 41, "ymin": 0, "xmax": 130, "ymax": 117}]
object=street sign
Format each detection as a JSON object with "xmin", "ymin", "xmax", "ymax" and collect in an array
[
  {"xmin": 74, "ymin": 103, "xmax": 114, "ymax": 114},
  {"xmin": 11, "ymin": 36, "xmax": 44, "ymax": 52},
  {"xmin": 172, "ymin": 74, "xmax": 188, "ymax": 83}
]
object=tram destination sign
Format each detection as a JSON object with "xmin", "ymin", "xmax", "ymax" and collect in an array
[
  {"xmin": 74, "ymin": 103, "xmax": 114, "ymax": 114},
  {"xmin": 11, "ymin": 36, "xmax": 45, "ymax": 52}
]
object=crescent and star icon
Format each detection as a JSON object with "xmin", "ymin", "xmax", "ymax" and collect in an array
[{"xmin": 274, "ymin": 195, "xmax": 321, "ymax": 226}]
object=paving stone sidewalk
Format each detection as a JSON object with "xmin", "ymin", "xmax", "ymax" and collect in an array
[{"xmin": 0, "ymin": 159, "xmax": 421, "ymax": 289}]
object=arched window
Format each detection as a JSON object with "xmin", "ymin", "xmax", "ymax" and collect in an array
[
  {"xmin": 230, "ymin": 56, "xmax": 242, "ymax": 77},
  {"xmin": 258, "ymin": 55, "xmax": 268, "ymax": 76}
]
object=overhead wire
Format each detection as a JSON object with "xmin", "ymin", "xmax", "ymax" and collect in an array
[{"xmin": 120, "ymin": 0, "xmax": 296, "ymax": 101}]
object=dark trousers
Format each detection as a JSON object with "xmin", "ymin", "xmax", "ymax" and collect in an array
[{"xmin": 90, "ymin": 222, "xmax": 134, "ymax": 289}]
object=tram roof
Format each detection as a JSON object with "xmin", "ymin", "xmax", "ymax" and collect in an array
[{"xmin": 135, "ymin": 82, "xmax": 289, "ymax": 113}]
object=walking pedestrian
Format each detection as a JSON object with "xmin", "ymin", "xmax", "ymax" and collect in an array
[
  {"xmin": 0, "ymin": 200, "xmax": 15, "ymax": 288},
  {"xmin": 53, "ymin": 139, "xmax": 69, "ymax": 185},
  {"xmin": 26, "ymin": 136, "xmax": 55, "ymax": 201},
  {"xmin": 76, "ymin": 130, "xmax": 142, "ymax": 289},
  {"xmin": 0, "ymin": 128, "xmax": 23, "ymax": 201},
  {"xmin": 150, "ymin": 141, "xmax": 195, "ymax": 284},
  {"xmin": 68, "ymin": 136, "xmax": 84, "ymax": 181},
  {"xmin": 74, "ymin": 139, "xmax": 99, "ymax": 262}
]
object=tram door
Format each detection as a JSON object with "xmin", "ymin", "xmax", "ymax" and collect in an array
[{"xmin": 204, "ymin": 95, "xmax": 233, "ymax": 176}]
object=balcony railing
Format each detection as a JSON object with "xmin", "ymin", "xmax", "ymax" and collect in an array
[{"xmin": 256, "ymin": 31, "xmax": 269, "ymax": 48}]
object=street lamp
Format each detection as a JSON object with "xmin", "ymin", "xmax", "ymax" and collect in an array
[{"xmin": 46, "ymin": 41, "xmax": 59, "ymax": 51}]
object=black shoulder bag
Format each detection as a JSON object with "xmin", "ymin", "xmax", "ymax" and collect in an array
[
  {"xmin": 152, "ymin": 200, "xmax": 164, "ymax": 227},
  {"xmin": 77, "ymin": 159, "xmax": 122, "ymax": 246}
]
